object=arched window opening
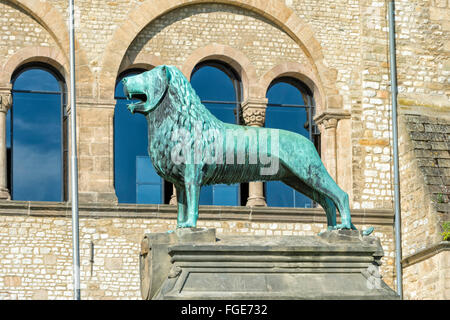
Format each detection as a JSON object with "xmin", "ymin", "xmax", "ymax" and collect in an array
[
  {"xmin": 114, "ymin": 69, "xmax": 173, "ymax": 204},
  {"xmin": 264, "ymin": 77, "xmax": 320, "ymax": 208},
  {"xmin": 8, "ymin": 63, "xmax": 68, "ymax": 201},
  {"xmin": 190, "ymin": 61, "xmax": 248, "ymax": 206}
]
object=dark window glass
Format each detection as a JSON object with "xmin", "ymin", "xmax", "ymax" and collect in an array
[
  {"xmin": 265, "ymin": 79, "xmax": 318, "ymax": 208},
  {"xmin": 190, "ymin": 62, "xmax": 242, "ymax": 206},
  {"xmin": 9, "ymin": 67, "xmax": 66, "ymax": 201},
  {"xmin": 114, "ymin": 69, "xmax": 169, "ymax": 204}
]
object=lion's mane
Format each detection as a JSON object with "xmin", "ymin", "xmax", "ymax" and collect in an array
[{"xmin": 146, "ymin": 66, "xmax": 228, "ymax": 185}]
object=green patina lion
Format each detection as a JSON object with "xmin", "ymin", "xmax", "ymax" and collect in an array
[{"xmin": 123, "ymin": 65, "xmax": 373, "ymax": 235}]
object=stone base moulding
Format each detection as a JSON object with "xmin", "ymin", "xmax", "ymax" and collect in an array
[{"xmin": 140, "ymin": 228, "xmax": 399, "ymax": 300}]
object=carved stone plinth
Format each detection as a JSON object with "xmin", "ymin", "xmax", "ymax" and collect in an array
[
  {"xmin": 140, "ymin": 228, "xmax": 399, "ymax": 300},
  {"xmin": 139, "ymin": 228, "xmax": 216, "ymax": 300}
]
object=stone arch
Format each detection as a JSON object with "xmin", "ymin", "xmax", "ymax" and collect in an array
[
  {"xmin": 1, "ymin": 46, "xmax": 68, "ymax": 85},
  {"xmin": 99, "ymin": 0, "xmax": 341, "ymax": 109},
  {"xmin": 118, "ymin": 53, "xmax": 165, "ymax": 75},
  {"xmin": 181, "ymin": 43, "xmax": 258, "ymax": 102},
  {"xmin": 258, "ymin": 62, "xmax": 326, "ymax": 114},
  {"xmin": 5, "ymin": 0, "xmax": 93, "ymax": 92}
]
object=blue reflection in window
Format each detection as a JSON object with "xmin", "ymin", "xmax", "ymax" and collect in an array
[
  {"xmin": 265, "ymin": 81, "xmax": 313, "ymax": 208},
  {"xmin": 14, "ymin": 69, "xmax": 61, "ymax": 92},
  {"xmin": 9, "ymin": 68, "xmax": 64, "ymax": 201},
  {"xmin": 114, "ymin": 70, "xmax": 166, "ymax": 204},
  {"xmin": 136, "ymin": 156, "xmax": 163, "ymax": 204},
  {"xmin": 191, "ymin": 66, "xmax": 237, "ymax": 101},
  {"xmin": 190, "ymin": 64, "xmax": 241, "ymax": 206}
]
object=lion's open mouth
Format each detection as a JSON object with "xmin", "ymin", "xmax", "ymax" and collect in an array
[
  {"xmin": 129, "ymin": 93, "xmax": 147, "ymax": 103},
  {"xmin": 126, "ymin": 92, "xmax": 148, "ymax": 109}
]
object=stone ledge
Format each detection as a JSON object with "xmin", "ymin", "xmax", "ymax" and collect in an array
[
  {"xmin": 402, "ymin": 241, "xmax": 450, "ymax": 268},
  {"xmin": 0, "ymin": 200, "xmax": 394, "ymax": 225}
]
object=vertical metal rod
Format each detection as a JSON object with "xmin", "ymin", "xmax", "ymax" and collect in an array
[
  {"xmin": 69, "ymin": 0, "xmax": 80, "ymax": 300},
  {"xmin": 388, "ymin": 0, "xmax": 403, "ymax": 300}
]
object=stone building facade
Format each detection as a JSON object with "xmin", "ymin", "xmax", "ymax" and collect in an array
[{"xmin": 0, "ymin": 0, "xmax": 448, "ymax": 299}]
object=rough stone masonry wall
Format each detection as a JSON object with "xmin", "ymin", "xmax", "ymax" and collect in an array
[
  {"xmin": 402, "ymin": 246, "xmax": 450, "ymax": 299},
  {"xmin": 398, "ymin": 112, "xmax": 450, "ymax": 300},
  {"xmin": 393, "ymin": 0, "xmax": 450, "ymax": 300},
  {"xmin": 0, "ymin": 0, "xmax": 58, "ymax": 63},
  {"xmin": 395, "ymin": 0, "xmax": 450, "ymax": 108},
  {"xmin": 127, "ymin": 3, "xmax": 309, "ymax": 77},
  {"xmin": 399, "ymin": 113, "xmax": 450, "ymax": 256},
  {"xmin": 0, "ymin": 203, "xmax": 395, "ymax": 300}
]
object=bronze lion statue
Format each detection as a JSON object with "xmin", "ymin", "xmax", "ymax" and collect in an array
[{"xmin": 122, "ymin": 65, "xmax": 372, "ymax": 235}]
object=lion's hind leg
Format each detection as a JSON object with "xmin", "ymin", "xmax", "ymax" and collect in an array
[
  {"xmin": 297, "ymin": 160, "xmax": 353, "ymax": 230},
  {"xmin": 281, "ymin": 156, "xmax": 353, "ymax": 230},
  {"xmin": 282, "ymin": 177, "xmax": 337, "ymax": 231}
]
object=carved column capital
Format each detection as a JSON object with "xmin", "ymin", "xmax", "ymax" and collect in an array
[
  {"xmin": 314, "ymin": 109, "xmax": 350, "ymax": 130},
  {"xmin": 242, "ymin": 108, "xmax": 266, "ymax": 127},
  {"xmin": 241, "ymin": 98, "xmax": 268, "ymax": 127},
  {"xmin": 0, "ymin": 90, "xmax": 12, "ymax": 114},
  {"xmin": 321, "ymin": 118, "xmax": 338, "ymax": 130},
  {"xmin": 313, "ymin": 109, "xmax": 350, "ymax": 182}
]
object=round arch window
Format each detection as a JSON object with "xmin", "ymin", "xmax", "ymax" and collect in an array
[
  {"xmin": 114, "ymin": 68, "xmax": 173, "ymax": 204},
  {"xmin": 9, "ymin": 63, "xmax": 68, "ymax": 201},
  {"xmin": 264, "ymin": 77, "xmax": 320, "ymax": 208},
  {"xmin": 190, "ymin": 60, "xmax": 248, "ymax": 206}
]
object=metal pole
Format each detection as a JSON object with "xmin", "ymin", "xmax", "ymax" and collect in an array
[
  {"xmin": 69, "ymin": 0, "xmax": 81, "ymax": 300},
  {"xmin": 388, "ymin": 0, "xmax": 403, "ymax": 300}
]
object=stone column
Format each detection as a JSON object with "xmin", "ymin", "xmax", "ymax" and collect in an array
[
  {"xmin": 169, "ymin": 184, "xmax": 177, "ymax": 205},
  {"xmin": 241, "ymin": 98, "xmax": 267, "ymax": 207},
  {"xmin": 0, "ymin": 86, "xmax": 11, "ymax": 200},
  {"xmin": 76, "ymin": 99, "xmax": 118, "ymax": 204},
  {"xmin": 314, "ymin": 110, "xmax": 351, "ymax": 182},
  {"xmin": 321, "ymin": 118, "xmax": 338, "ymax": 181}
]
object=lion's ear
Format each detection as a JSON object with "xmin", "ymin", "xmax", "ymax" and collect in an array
[{"xmin": 164, "ymin": 65, "xmax": 171, "ymax": 83}]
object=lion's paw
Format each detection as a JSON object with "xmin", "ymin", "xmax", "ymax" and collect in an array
[
  {"xmin": 362, "ymin": 227, "xmax": 374, "ymax": 236},
  {"xmin": 177, "ymin": 222, "xmax": 197, "ymax": 228},
  {"xmin": 332, "ymin": 223, "xmax": 352, "ymax": 230}
]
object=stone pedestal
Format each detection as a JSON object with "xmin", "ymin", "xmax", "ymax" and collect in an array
[{"xmin": 140, "ymin": 228, "xmax": 399, "ymax": 300}]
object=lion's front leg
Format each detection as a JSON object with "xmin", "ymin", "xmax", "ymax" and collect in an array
[
  {"xmin": 176, "ymin": 186, "xmax": 187, "ymax": 227},
  {"xmin": 177, "ymin": 183, "xmax": 200, "ymax": 228},
  {"xmin": 177, "ymin": 164, "xmax": 202, "ymax": 228}
]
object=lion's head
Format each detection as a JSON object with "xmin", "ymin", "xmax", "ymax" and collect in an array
[
  {"xmin": 122, "ymin": 65, "xmax": 221, "ymax": 130},
  {"xmin": 122, "ymin": 65, "xmax": 170, "ymax": 115}
]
